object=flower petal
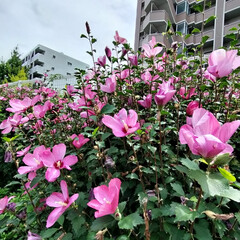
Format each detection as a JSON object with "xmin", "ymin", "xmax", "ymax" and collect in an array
[
  {"xmin": 52, "ymin": 143, "xmax": 66, "ymax": 160},
  {"xmin": 46, "ymin": 207, "xmax": 65, "ymax": 228}
]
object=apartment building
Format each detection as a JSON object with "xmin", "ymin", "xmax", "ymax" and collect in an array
[
  {"xmin": 135, "ymin": 0, "xmax": 240, "ymax": 53},
  {"xmin": 22, "ymin": 44, "xmax": 89, "ymax": 80}
]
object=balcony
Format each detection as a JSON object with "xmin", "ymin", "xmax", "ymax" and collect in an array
[
  {"xmin": 224, "ymin": 21, "xmax": 240, "ymax": 35},
  {"xmin": 225, "ymin": 0, "xmax": 240, "ymax": 13},
  {"xmin": 142, "ymin": 10, "xmax": 169, "ymax": 31}
]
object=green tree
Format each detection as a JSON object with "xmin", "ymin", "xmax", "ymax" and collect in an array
[
  {"xmin": 0, "ymin": 46, "xmax": 28, "ymax": 84},
  {"xmin": 10, "ymin": 67, "xmax": 28, "ymax": 82}
]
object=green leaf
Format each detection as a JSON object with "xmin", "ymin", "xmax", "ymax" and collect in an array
[
  {"xmin": 218, "ymin": 168, "xmax": 236, "ymax": 182},
  {"xmin": 118, "ymin": 201, "xmax": 127, "ymax": 213},
  {"xmin": 57, "ymin": 215, "xmax": 64, "ymax": 225},
  {"xmin": 174, "ymin": 204, "xmax": 200, "ymax": 222},
  {"xmin": 100, "ymin": 104, "xmax": 116, "ymax": 114},
  {"xmin": 229, "ymin": 27, "xmax": 238, "ymax": 31},
  {"xmin": 225, "ymin": 33, "xmax": 236, "ymax": 40},
  {"xmin": 101, "ymin": 132, "xmax": 111, "ymax": 140},
  {"xmin": 91, "ymin": 215, "xmax": 115, "ymax": 231},
  {"xmin": 204, "ymin": 15, "xmax": 216, "ymax": 25},
  {"xmin": 30, "ymin": 176, "xmax": 41, "ymax": 188},
  {"xmin": 92, "ymin": 127, "xmax": 99, "ymax": 136},
  {"xmin": 126, "ymin": 173, "xmax": 139, "ymax": 180},
  {"xmin": 180, "ymin": 158, "xmax": 199, "ymax": 170},
  {"xmin": 91, "ymin": 38, "xmax": 97, "ymax": 44},
  {"xmin": 72, "ymin": 217, "xmax": 85, "ymax": 237},
  {"xmin": 117, "ymin": 235, "xmax": 130, "ymax": 240},
  {"xmin": 63, "ymin": 233, "xmax": 73, "ymax": 240},
  {"xmin": 185, "ymin": 34, "xmax": 191, "ymax": 40},
  {"xmin": 194, "ymin": 219, "xmax": 212, "ymax": 240},
  {"xmin": 192, "ymin": 28, "xmax": 201, "ymax": 33},
  {"xmin": 80, "ymin": 34, "xmax": 87, "ymax": 39},
  {"xmin": 41, "ymin": 228, "xmax": 59, "ymax": 238},
  {"xmin": 201, "ymin": 35, "xmax": 209, "ymax": 44},
  {"xmin": 235, "ymin": 212, "xmax": 240, "ymax": 224},
  {"xmin": 171, "ymin": 183, "xmax": 185, "ymax": 196},
  {"xmin": 118, "ymin": 212, "xmax": 144, "ymax": 229},
  {"xmin": 148, "ymin": 145, "xmax": 157, "ymax": 154},
  {"xmin": 214, "ymin": 153, "xmax": 232, "ymax": 166}
]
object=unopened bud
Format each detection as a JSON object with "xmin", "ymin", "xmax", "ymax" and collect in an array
[{"xmin": 85, "ymin": 21, "xmax": 91, "ymax": 34}]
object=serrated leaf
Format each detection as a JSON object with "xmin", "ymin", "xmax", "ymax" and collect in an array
[
  {"xmin": 218, "ymin": 168, "xmax": 236, "ymax": 182},
  {"xmin": 63, "ymin": 233, "xmax": 73, "ymax": 240},
  {"xmin": 100, "ymin": 104, "xmax": 116, "ymax": 114},
  {"xmin": 72, "ymin": 217, "xmax": 85, "ymax": 236},
  {"xmin": 201, "ymin": 35, "xmax": 209, "ymax": 44},
  {"xmin": 180, "ymin": 158, "xmax": 199, "ymax": 170},
  {"xmin": 174, "ymin": 204, "xmax": 200, "ymax": 222},
  {"xmin": 118, "ymin": 212, "xmax": 144, "ymax": 229},
  {"xmin": 41, "ymin": 228, "xmax": 58, "ymax": 238},
  {"xmin": 91, "ymin": 215, "xmax": 115, "ymax": 231},
  {"xmin": 194, "ymin": 219, "xmax": 212, "ymax": 240},
  {"xmin": 235, "ymin": 212, "xmax": 240, "ymax": 224},
  {"xmin": 171, "ymin": 183, "xmax": 185, "ymax": 196},
  {"xmin": 229, "ymin": 27, "xmax": 238, "ymax": 31},
  {"xmin": 57, "ymin": 215, "xmax": 64, "ymax": 225}
]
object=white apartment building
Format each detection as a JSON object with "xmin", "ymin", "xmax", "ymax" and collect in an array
[{"xmin": 22, "ymin": 44, "xmax": 89, "ymax": 80}]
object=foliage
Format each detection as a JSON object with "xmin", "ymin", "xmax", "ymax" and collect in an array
[{"xmin": 0, "ymin": 22, "xmax": 239, "ymax": 240}]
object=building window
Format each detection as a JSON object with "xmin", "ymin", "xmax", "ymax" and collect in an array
[
  {"xmin": 67, "ymin": 62, "xmax": 72, "ymax": 66},
  {"xmin": 67, "ymin": 72, "xmax": 71, "ymax": 76},
  {"xmin": 53, "ymin": 55, "xmax": 56, "ymax": 59},
  {"xmin": 51, "ymin": 67, "xmax": 55, "ymax": 71},
  {"xmin": 176, "ymin": 22, "xmax": 188, "ymax": 35},
  {"xmin": 176, "ymin": 1, "xmax": 189, "ymax": 15}
]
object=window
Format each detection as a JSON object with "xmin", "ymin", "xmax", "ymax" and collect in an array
[
  {"xmin": 53, "ymin": 55, "xmax": 56, "ymax": 59},
  {"xmin": 176, "ymin": 1, "xmax": 189, "ymax": 15},
  {"xmin": 51, "ymin": 67, "xmax": 55, "ymax": 71},
  {"xmin": 67, "ymin": 72, "xmax": 71, "ymax": 76},
  {"xmin": 67, "ymin": 62, "xmax": 72, "ymax": 66},
  {"xmin": 176, "ymin": 22, "xmax": 188, "ymax": 35}
]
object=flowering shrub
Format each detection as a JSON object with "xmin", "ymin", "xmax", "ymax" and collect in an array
[{"xmin": 0, "ymin": 23, "xmax": 240, "ymax": 240}]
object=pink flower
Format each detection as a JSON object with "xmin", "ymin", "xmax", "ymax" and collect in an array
[
  {"xmin": 66, "ymin": 85, "xmax": 78, "ymax": 96},
  {"xmin": 0, "ymin": 196, "xmax": 15, "ymax": 214},
  {"xmin": 87, "ymin": 178, "xmax": 121, "ymax": 218},
  {"xmin": 138, "ymin": 94, "xmax": 152, "ymax": 108},
  {"xmin": 142, "ymin": 36, "xmax": 162, "ymax": 58},
  {"xmin": 84, "ymin": 84, "xmax": 97, "ymax": 100},
  {"xmin": 114, "ymin": 31, "xmax": 127, "ymax": 44},
  {"xmin": 18, "ymin": 146, "xmax": 47, "ymax": 175},
  {"xmin": 179, "ymin": 87, "xmax": 197, "ymax": 100},
  {"xmin": 46, "ymin": 180, "xmax": 78, "ymax": 228},
  {"xmin": 70, "ymin": 134, "xmax": 90, "ymax": 149},
  {"xmin": 27, "ymin": 231, "xmax": 42, "ymax": 240},
  {"xmin": 100, "ymin": 75, "xmax": 117, "ymax": 93},
  {"xmin": 24, "ymin": 172, "xmax": 38, "ymax": 195},
  {"xmin": 40, "ymin": 143, "xmax": 78, "ymax": 182},
  {"xmin": 17, "ymin": 145, "xmax": 31, "ymax": 157},
  {"xmin": 128, "ymin": 55, "xmax": 138, "ymax": 66},
  {"xmin": 105, "ymin": 46, "xmax": 112, "ymax": 61},
  {"xmin": 0, "ymin": 113, "xmax": 29, "ymax": 134},
  {"xmin": 179, "ymin": 108, "xmax": 240, "ymax": 159},
  {"xmin": 186, "ymin": 101, "xmax": 201, "ymax": 116},
  {"xmin": 33, "ymin": 100, "xmax": 53, "ymax": 119},
  {"xmin": 154, "ymin": 81, "xmax": 176, "ymax": 106},
  {"xmin": 102, "ymin": 108, "xmax": 140, "ymax": 137},
  {"xmin": 97, "ymin": 56, "xmax": 106, "ymax": 67},
  {"xmin": 207, "ymin": 49, "xmax": 240, "ymax": 78},
  {"xmin": 6, "ymin": 95, "xmax": 40, "ymax": 113}
]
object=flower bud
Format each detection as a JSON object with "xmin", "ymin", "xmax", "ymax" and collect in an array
[{"xmin": 85, "ymin": 21, "xmax": 91, "ymax": 34}]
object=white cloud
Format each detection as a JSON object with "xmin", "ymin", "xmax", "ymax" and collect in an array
[{"xmin": 0, "ymin": 0, "xmax": 137, "ymax": 66}]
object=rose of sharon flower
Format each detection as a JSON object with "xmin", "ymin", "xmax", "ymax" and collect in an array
[
  {"xmin": 207, "ymin": 49, "xmax": 240, "ymax": 78},
  {"xmin": 138, "ymin": 94, "xmax": 152, "ymax": 109},
  {"xmin": 0, "ymin": 196, "xmax": 15, "ymax": 214},
  {"xmin": 18, "ymin": 146, "xmax": 47, "ymax": 175},
  {"xmin": 87, "ymin": 178, "xmax": 121, "ymax": 218},
  {"xmin": 46, "ymin": 180, "xmax": 79, "ymax": 228},
  {"xmin": 179, "ymin": 108, "xmax": 240, "ymax": 160},
  {"xmin": 100, "ymin": 75, "xmax": 117, "ymax": 93},
  {"xmin": 27, "ymin": 231, "xmax": 42, "ymax": 240},
  {"xmin": 40, "ymin": 143, "xmax": 78, "ymax": 182},
  {"xmin": 102, "ymin": 108, "xmax": 140, "ymax": 137},
  {"xmin": 70, "ymin": 134, "xmax": 90, "ymax": 149},
  {"xmin": 114, "ymin": 31, "xmax": 127, "ymax": 44},
  {"xmin": 154, "ymin": 81, "xmax": 176, "ymax": 107},
  {"xmin": 186, "ymin": 101, "xmax": 201, "ymax": 116}
]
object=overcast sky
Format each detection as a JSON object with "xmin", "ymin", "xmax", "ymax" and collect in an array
[{"xmin": 0, "ymin": 0, "xmax": 137, "ymax": 66}]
